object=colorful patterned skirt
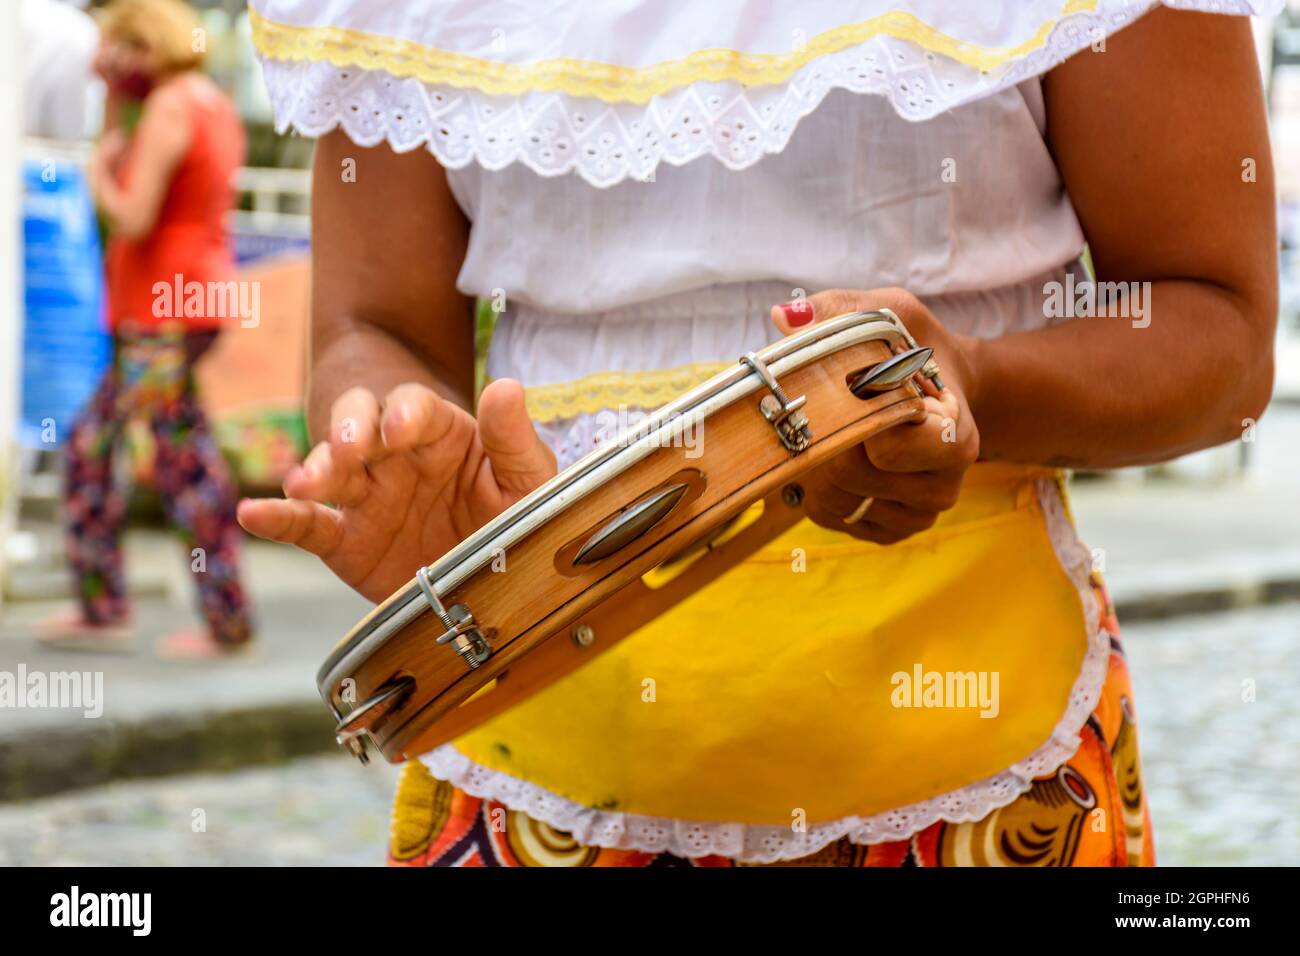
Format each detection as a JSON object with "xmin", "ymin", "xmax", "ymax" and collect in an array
[{"xmin": 387, "ymin": 580, "xmax": 1154, "ymax": 867}]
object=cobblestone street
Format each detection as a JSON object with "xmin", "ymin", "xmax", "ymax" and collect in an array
[
  {"xmin": 1122, "ymin": 603, "xmax": 1299, "ymax": 866},
  {"xmin": 1, "ymin": 602, "xmax": 1295, "ymax": 866},
  {"xmin": 0, "ymin": 756, "xmax": 399, "ymax": 867}
]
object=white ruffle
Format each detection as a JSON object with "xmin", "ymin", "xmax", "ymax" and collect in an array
[
  {"xmin": 417, "ymin": 448, "xmax": 1110, "ymax": 862},
  {"xmin": 254, "ymin": 0, "xmax": 1280, "ymax": 187}
]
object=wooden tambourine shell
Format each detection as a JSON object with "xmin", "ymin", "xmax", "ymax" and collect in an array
[{"xmin": 318, "ymin": 310, "xmax": 941, "ymax": 763}]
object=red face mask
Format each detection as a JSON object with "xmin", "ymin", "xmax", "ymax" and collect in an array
[{"xmin": 107, "ymin": 68, "xmax": 155, "ymax": 101}]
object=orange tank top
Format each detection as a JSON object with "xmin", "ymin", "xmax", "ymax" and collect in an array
[{"xmin": 105, "ymin": 77, "xmax": 246, "ymax": 331}]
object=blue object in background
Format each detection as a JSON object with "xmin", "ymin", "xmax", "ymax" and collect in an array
[{"xmin": 21, "ymin": 158, "xmax": 111, "ymax": 448}]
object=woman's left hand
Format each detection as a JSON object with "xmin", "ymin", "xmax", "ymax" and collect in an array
[
  {"xmin": 771, "ymin": 288, "xmax": 981, "ymax": 544},
  {"xmin": 87, "ymin": 129, "xmax": 127, "ymax": 203},
  {"xmin": 97, "ymin": 128, "xmax": 129, "ymax": 170}
]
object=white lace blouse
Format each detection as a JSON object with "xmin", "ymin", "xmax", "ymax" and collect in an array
[
  {"xmin": 449, "ymin": 80, "xmax": 1083, "ymax": 318},
  {"xmin": 445, "ymin": 81, "xmax": 1087, "ymax": 461}
]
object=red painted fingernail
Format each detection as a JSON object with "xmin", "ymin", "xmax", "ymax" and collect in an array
[{"xmin": 777, "ymin": 301, "xmax": 813, "ymax": 327}]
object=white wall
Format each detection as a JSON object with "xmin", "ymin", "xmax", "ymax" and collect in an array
[{"xmin": 0, "ymin": 0, "xmax": 24, "ymax": 603}]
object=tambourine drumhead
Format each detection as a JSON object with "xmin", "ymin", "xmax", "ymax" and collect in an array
[{"xmin": 319, "ymin": 310, "xmax": 940, "ymax": 763}]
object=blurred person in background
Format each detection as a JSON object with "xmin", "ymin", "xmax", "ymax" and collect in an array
[
  {"xmin": 20, "ymin": 0, "xmax": 103, "ymax": 141},
  {"xmin": 38, "ymin": 0, "xmax": 254, "ymax": 659}
]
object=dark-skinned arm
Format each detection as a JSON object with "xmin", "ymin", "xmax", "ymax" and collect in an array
[
  {"xmin": 307, "ymin": 130, "xmax": 477, "ymax": 440},
  {"xmin": 969, "ymin": 8, "xmax": 1277, "ymax": 468}
]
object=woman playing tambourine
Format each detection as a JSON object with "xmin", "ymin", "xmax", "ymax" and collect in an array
[{"xmin": 239, "ymin": 0, "xmax": 1280, "ymax": 865}]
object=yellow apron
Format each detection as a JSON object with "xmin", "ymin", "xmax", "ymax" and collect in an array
[{"xmin": 453, "ymin": 462, "xmax": 1092, "ymax": 824}]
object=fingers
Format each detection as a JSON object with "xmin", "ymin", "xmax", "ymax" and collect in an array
[
  {"xmin": 312, "ymin": 383, "xmax": 463, "ymax": 501},
  {"xmin": 330, "ymin": 383, "xmax": 459, "ymax": 460},
  {"xmin": 379, "ymin": 382, "xmax": 458, "ymax": 451},
  {"xmin": 863, "ymin": 392, "xmax": 967, "ymax": 476},
  {"xmin": 477, "ymin": 378, "xmax": 557, "ymax": 496},
  {"xmin": 863, "ymin": 391, "xmax": 972, "ymax": 475},
  {"xmin": 814, "ymin": 443, "xmax": 964, "ymax": 514},
  {"xmin": 764, "ymin": 288, "xmax": 977, "ymax": 547},
  {"xmin": 237, "ymin": 497, "xmax": 344, "ymax": 558},
  {"xmin": 770, "ymin": 298, "xmax": 816, "ymax": 334},
  {"xmin": 802, "ymin": 476, "xmax": 938, "ymax": 543},
  {"xmin": 770, "ymin": 287, "xmax": 919, "ymax": 335},
  {"xmin": 803, "ymin": 390, "xmax": 973, "ymax": 545},
  {"xmin": 329, "ymin": 387, "xmax": 383, "ymax": 460},
  {"xmin": 852, "ymin": 500, "xmax": 939, "ymax": 541},
  {"xmin": 801, "ymin": 469, "xmax": 864, "ymax": 527},
  {"xmin": 803, "ymin": 414, "xmax": 969, "ymax": 543},
  {"xmin": 283, "ymin": 441, "xmax": 371, "ymax": 508}
]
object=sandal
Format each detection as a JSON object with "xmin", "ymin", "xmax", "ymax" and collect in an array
[
  {"xmin": 154, "ymin": 627, "xmax": 257, "ymax": 662},
  {"xmin": 35, "ymin": 608, "xmax": 136, "ymax": 653}
]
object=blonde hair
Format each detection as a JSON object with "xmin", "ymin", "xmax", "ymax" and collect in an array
[{"xmin": 97, "ymin": 0, "xmax": 206, "ymax": 76}]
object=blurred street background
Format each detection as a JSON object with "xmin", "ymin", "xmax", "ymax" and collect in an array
[{"xmin": 0, "ymin": 1, "xmax": 1298, "ymax": 866}]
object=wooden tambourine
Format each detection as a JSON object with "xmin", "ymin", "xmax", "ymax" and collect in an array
[{"xmin": 319, "ymin": 309, "xmax": 943, "ymax": 763}]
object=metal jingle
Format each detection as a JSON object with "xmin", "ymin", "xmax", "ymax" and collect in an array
[
  {"xmin": 334, "ymin": 674, "xmax": 417, "ymax": 745},
  {"xmin": 848, "ymin": 347, "xmax": 935, "ymax": 397},
  {"xmin": 344, "ymin": 738, "xmax": 369, "ymax": 765},
  {"xmin": 573, "ymin": 482, "xmax": 690, "ymax": 566}
]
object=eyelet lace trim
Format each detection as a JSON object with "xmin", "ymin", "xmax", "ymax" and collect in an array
[
  {"xmin": 417, "ymin": 472, "xmax": 1110, "ymax": 863},
  {"xmin": 255, "ymin": 0, "xmax": 1273, "ymax": 188},
  {"xmin": 250, "ymin": 5, "xmax": 1102, "ymax": 103}
]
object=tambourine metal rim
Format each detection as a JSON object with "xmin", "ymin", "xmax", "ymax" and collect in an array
[{"xmin": 316, "ymin": 309, "xmax": 928, "ymax": 722}]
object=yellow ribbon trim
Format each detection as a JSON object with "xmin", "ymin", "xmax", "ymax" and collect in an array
[
  {"xmin": 250, "ymin": 2, "xmax": 1099, "ymax": 105},
  {"xmin": 517, "ymin": 361, "xmax": 731, "ymax": 422}
]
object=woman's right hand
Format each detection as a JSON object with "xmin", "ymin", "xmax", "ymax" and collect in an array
[{"xmin": 237, "ymin": 379, "xmax": 557, "ymax": 603}]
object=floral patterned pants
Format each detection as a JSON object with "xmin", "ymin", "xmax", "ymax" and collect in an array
[{"xmin": 63, "ymin": 328, "xmax": 252, "ymax": 645}]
